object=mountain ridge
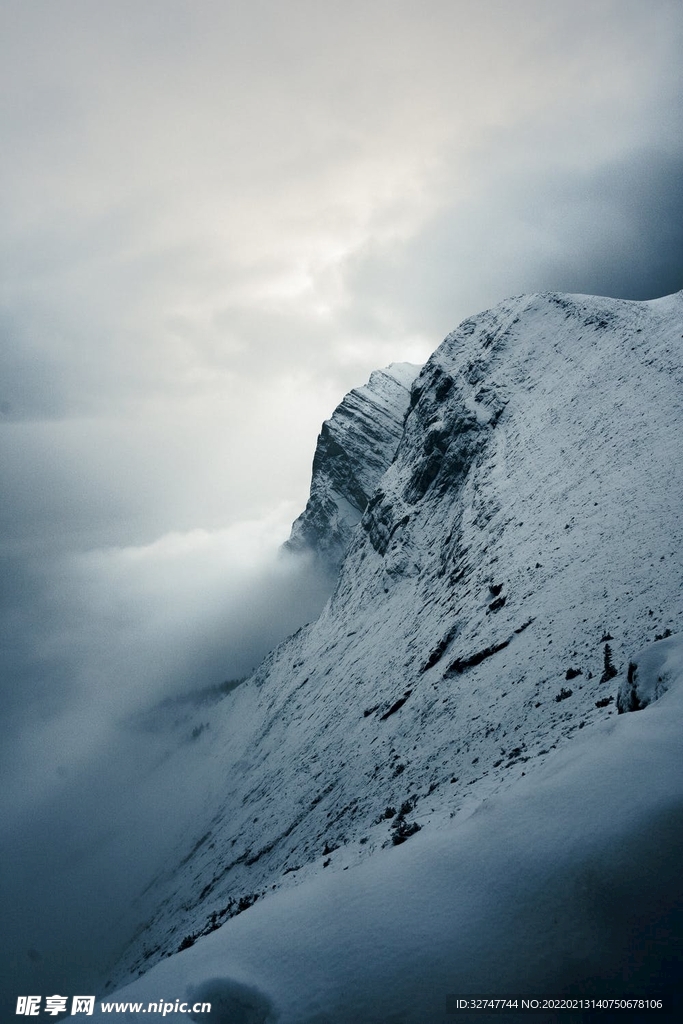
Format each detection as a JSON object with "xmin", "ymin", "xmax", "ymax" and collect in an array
[
  {"xmin": 283, "ymin": 361, "xmax": 419, "ymax": 568},
  {"xmin": 110, "ymin": 289, "xmax": 683, "ymax": 1005}
]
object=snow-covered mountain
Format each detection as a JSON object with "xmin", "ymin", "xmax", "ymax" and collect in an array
[
  {"xmin": 284, "ymin": 362, "xmax": 419, "ymax": 568},
  {"xmin": 101, "ymin": 290, "xmax": 683, "ymax": 1021}
]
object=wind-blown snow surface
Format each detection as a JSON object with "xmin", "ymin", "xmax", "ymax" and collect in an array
[
  {"xmin": 104, "ymin": 291, "xmax": 683, "ymax": 1016},
  {"xmin": 94, "ymin": 638, "xmax": 683, "ymax": 1022}
]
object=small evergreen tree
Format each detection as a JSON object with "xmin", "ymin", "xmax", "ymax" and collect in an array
[{"xmin": 600, "ymin": 643, "xmax": 617, "ymax": 683}]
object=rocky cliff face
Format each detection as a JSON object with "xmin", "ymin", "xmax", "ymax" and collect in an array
[
  {"xmin": 283, "ymin": 362, "xmax": 419, "ymax": 568},
  {"xmin": 113, "ymin": 289, "xmax": 683, "ymax": 992}
]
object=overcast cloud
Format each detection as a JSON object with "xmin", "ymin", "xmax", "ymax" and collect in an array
[{"xmin": 1, "ymin": 0, "xmax": 682, "ymax": 1008}]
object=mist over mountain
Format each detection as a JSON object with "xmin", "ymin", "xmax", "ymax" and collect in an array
[{"xmin": 79, "ymin": 289, "xmax": 683, "ymax": 1022}]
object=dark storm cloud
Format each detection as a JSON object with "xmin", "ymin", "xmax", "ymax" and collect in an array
[
  {"xmin": 2, "ymin": 0, "xmax": 679, "ymax": 415},
  {"xmin": 339, "ymin": 146, "xmax": 683, "ymax": 343},
  {"xmin": 532, "ymin": 149, "xmax": 683, "ymax": 300}
]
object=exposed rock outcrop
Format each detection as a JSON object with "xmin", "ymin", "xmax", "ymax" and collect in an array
[
  {"xmin": 617, "ymin": 634, "xmax": 678, "ymax": 713},
  {"xmin": 284, "ymin": 362, "xmax": 420, "ymax": 568}
]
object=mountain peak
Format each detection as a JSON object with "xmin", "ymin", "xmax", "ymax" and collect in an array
[{"xmin": 283, "ymin": 361, "xmax": 421, "ymax": 568}]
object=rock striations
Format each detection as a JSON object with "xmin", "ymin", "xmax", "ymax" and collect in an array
[
  {"xmin": 284, "ymin": 362, "xmax": 419, "ymax": 568},
  {"xmin": 112, "ymin": 290, "xmax": 683, "ymax": 995}
]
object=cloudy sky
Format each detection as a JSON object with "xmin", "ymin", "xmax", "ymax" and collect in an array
[{"xmin": 0, "ymin": 0, "xmax": 682, "ymax": 1004}]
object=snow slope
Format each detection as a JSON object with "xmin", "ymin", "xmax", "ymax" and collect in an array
[
  {"xmin": 94, "ymin": 635, "xmax": 683, "ymax": 1022},
  {"xmin": 105, "ymin": 290, "xmax": 683, "ymax": 1014}
]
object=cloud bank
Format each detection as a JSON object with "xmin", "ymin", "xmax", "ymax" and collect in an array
[{"xmin": 0, "ymin": 508, "xmax": 334, "ymax": 1008}]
